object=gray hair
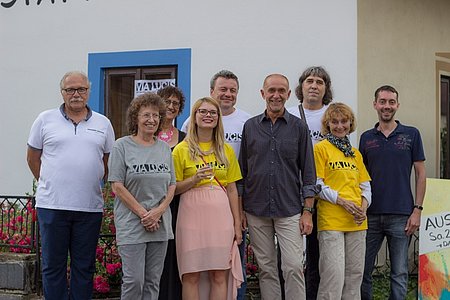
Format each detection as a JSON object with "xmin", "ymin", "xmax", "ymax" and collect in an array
[
  {"xmin": 60, "ymin": 71, "xmax": 91, "ymax": 90},
  {"xmin": 210, "ymin": 70, "xmax": 239, "ymax": 90}
]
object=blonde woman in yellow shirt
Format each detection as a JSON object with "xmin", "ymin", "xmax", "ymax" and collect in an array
[
  {"xmin": 314, "ymin": 103, "xmax": 371, "ymax": 299},
  {"xmin": 172, "ymin": 97, "xmax": 243, "ymax": 300}
]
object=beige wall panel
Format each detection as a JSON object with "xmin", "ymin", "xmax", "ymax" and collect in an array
[{"xmin": 358, "ymin": 0, "xmax": 450, "ymax": 178}]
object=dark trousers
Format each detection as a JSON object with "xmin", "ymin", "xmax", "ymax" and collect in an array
[
  {"xmin": 159, "ymin": 197, "xmax": 182, "ymax": 300},
  {"xmin": 237, "ymin": 229, "xmax": 248, "ymax": 300},
  {"xmin": 305, "ymin": 212, "xmax": 320, "ymax": 300},
  {"xmin": 38, "ymin": 208, "xmax": 102, "ymax": 300}
]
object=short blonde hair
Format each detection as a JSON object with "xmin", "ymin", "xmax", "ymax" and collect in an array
[{"xmin": 321, "ymin": 102, "xmax": 356, "ymax": 135}]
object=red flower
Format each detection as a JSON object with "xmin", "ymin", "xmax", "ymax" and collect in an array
[
  {"xmin": 96, "ymin": 246, "xmax": 105, "ymax": 264},
  {"xmin": 93, "ymin": 275, "xmax": 110, "ymax": 293},
  {"xmin": 106, "ymin": 262, "xmax": 121, "ymax": 275},
  {"xmin": 31, "ymin": 209, "xmax": 37, "ymax": 222},
  {"xmin": 109, "ymin": 223, "xmax": 116, "ymax": 234},
  {"xmin": 246, "ymin": 262, "xmax": 258, "ymax": 275}
]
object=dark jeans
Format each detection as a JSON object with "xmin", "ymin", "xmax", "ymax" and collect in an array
[
  {"xmin": 38, "ymin": 208, "xmax": 102, "ymax": 300},
  {"xmin": 237, "ymin": 229, "xmax": 248, "ymax": 300},
  {"xmin": 361, "ymin": 214, "xmax": 411, "ymax": 300}
]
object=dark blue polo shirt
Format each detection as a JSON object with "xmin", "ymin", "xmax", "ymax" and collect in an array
[{"xmin": 359, "ymin": 121, "xmax": 425, "ymax": 215}]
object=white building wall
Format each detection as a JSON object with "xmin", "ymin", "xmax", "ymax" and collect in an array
[{"xmin": 0, "ymin": 0, "xmax": 357, "ymax": 194}]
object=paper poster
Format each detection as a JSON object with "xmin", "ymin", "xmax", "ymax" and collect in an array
[
  {"xmin": 419, "ymin": 178, "xmax": 450, "ymax": 299},
  {"xmin": 134, "ymin": 79, "xmax": 176, "ymax": 97}
]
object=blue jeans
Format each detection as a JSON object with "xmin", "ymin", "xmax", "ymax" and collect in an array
[
  {"xmin": 38, "ymin": 208, "xmax": 103, "ymax": 300},
  {"xmin": 361, "ymin": 214, "xmax": 411, "ymax": 300},
  {"xmin": 237, "ymin": 229, "xmax": 248, "ymax": 300}
]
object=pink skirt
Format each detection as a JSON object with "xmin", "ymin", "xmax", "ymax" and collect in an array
[{"xmin": 176, "ymin": 186, "xmax": 243, "ymax": 299}]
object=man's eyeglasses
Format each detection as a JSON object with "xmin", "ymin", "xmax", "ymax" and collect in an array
[
  {"xmin": 62, "ymin": 87, "xmax": 89, "ymax": 95},
  {"xmin": 164, "ymin": 99, "xmax": 180, "ymax": 108},
  {"xmin": 139, "ymin": 113, "xmax": 161, "ymax": 120},
  {"xmin": 197, "ymin": 109, "xmax": 218, "ymax": 117}
]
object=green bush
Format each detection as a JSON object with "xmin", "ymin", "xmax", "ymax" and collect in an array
[{"xmin": 373, "ymin": 272, "xmax": 418, "ymax": 300}]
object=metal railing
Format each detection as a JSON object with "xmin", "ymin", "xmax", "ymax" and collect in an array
[
  {"xmin": 0, "ymin": 195, "xmax": 40, "ymax": 295},
  {"xmin": 0, "ymin": 195, "xmax": 37, "ymax": 252},
  {"xmin": 0, "ymin": 193, "xmax": 421, "ymax": 297}
]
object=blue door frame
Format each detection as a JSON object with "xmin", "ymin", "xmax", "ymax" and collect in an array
[{"xmin": 87, "ymin": 48, "xmax": 191, "ymax": 128}]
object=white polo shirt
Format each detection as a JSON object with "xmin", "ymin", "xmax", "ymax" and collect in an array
[{"xmin": 27, "ymin": 105, "xmax": 115, "ymax": 212}]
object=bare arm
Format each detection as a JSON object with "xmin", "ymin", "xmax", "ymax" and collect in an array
[
  {"xmin": 141, "ymin": 184, "xmax": 176, "ymax": 227},
  {"xmin": 102, "ymin": 153, "xmax": 110, "ymax": 182},
  {"xmin": 111, "ymin": 181, "xmax": 148, "ymax": 219},
  {"xmin": 227, "ymin": 182, "xmax": 243, "ymax": 245},
  {"xmin": 413, "ymin": 160, "xmax": 426, "ymax": 207},
  {"xmin": 27, "ymin": 147, "xmax": 42, "ymax": 180},
  {"xmin": 238, "ymin": 196, "xmax": 247, "ymax": 230},
  {"xmin": 405, "ymin": 160, "xmax": 426, "ymax": 235}
]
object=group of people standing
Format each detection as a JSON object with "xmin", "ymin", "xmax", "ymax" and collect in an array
[{"xmin": 26, "ymin": 67, "xmax": 425, "ymax": 300}]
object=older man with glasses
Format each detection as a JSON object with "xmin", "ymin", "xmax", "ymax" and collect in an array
[{"xmin": 27, "ymin": 71, "xmax": 115, "ymax": 300}]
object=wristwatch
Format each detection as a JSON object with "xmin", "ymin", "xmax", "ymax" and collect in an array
[
  {"xmin": 413, "ymin": 204, "xmax": 423, "ymax": 211},
  {"xmin": 303, "ymin": 206, "xmax": 315, "ymax": 214}
]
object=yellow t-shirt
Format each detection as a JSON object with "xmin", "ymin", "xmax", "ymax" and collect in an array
[
  {"xmin": 314, "ymin": 139, "xmax": 371, "ymax": 231},
  {"xmin": 172, "ymin": 141, "xmax": 242, "ymax": 187}
]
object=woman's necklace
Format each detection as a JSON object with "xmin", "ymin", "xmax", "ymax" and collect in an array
[{"xmin": 158, "ymin": 125, "xmax": 174, "ymax": 142}]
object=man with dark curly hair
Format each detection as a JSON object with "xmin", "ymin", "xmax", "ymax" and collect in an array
[{"xmin": 287, "ymin": 66, "xmax": 334, "ymax": 300}]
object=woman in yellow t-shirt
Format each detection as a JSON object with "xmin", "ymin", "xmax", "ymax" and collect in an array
[
  {"xmin": 314, "ymin": 103, "xmax": 371, "ymax": 299},
  {"xmin": 172, "ymin": 97, "xmax": 243, "ymax": 300}
]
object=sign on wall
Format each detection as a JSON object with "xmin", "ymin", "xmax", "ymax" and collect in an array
[
  {"xmin": 1, "ymin": 0, "xmax": 89, "ymax": 9},
  {"xmin": 134, "ymin": 79, "xmax": 176, "ymax": 98},
  {"xmin": 419, "ymin": 178, "xmax": 450, "ymax": 299}
]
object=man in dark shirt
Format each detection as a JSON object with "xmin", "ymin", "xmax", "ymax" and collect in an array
[
  {"xmin": 239, "ymin": 73, "xmax": 318, "ymax": 300},
  {"xmin": 359, "ymin": 85, "xmax": 426, "ymax": 300}
]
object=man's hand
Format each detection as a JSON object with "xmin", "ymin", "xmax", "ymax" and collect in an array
[
  {"xmin": 405, "ymin": 210, "xmax": 421, "ymax": 236},
  {"xmin": 300, "ymin": 212, "xmax": 313, "ymax": 235}
]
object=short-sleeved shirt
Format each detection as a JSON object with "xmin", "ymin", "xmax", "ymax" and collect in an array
[
  {"xmin": 172, "ymin": 141, "xmax": 242, "ymax": 187},
  {"xmin": 27, "ymin": 105, "xmax": 115, "ymax": 212},
  {"xmin": 287, "ymin": 105, "xmax": 328, "ymax": 145},
  {"xmin": 359, "ymin": 121, "xmax": 425, "ymax": 215},
  {"xmin": 314, "ymin": 139, "xmax": 371, "ymax": 231},
  {"xmin": 108, "ymin": 136, "xmax": 176, "ymax": 245},
  {"xmin": 239, "ymin": 110, "xmax": 318, "ymax": 218}
]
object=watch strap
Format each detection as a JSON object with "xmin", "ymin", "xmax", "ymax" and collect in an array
[
  {"xmin": 413, "ymin": 204, "xmax": 423, "ymax": 211},
  {"xmin": 303, "ymin": 206, "xmax": 315, "ymax": 214}
]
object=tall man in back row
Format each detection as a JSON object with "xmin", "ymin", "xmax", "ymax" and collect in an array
[
  {"xmin": 27, "ymin": 71, "xmax": 115, "ymax": 300},
  {"xmin": 287, "ymin": 66, "xmax": 334, "ymax": 300},
  {"xmin": 239, "ymin": 73, "xmax": 318, "ymax": 299},
  {"xmin": 359, "ymin": 85, "xmax": 426, "ymax": 299}
]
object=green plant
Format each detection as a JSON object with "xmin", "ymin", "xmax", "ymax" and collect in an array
[{"xmin": 372, "ymin": 270, "xmax": 418, "ymax": 300}]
